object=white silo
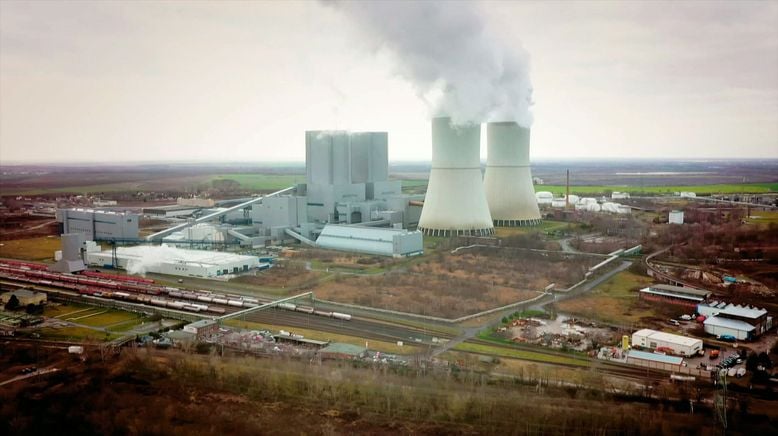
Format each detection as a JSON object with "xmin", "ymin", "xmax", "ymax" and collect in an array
[
  {"xmin": 417, "ymin": 117, "xmax": 494, "ymax": 236},
  {"xmin": 483, "ymin": 122, "xmax": 542, "ymax": 226}
]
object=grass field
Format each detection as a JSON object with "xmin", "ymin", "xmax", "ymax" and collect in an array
[
  {"xmin": 207, "ymin": 173, "xmax": 304, "ymax": 191},
  {"xmin": 454, "ymin": 341, "xmax": 590, "ymax": 367},
  {"xmin": 66, "ymin": 310, "xmax": 142, "ymax": 328},
  {"xmin": 388, "ymin": 180, "xmax": 778, "ymax": 196},
  {"xmin": 223, "ymin": 319, "xmax": 411, "ymax": 354},
  {"xmin": 36, "ymin": 326, "xmax": 121, "ymax": 341},
  {"xmin": 494, "ymin": 220, "xmax": 577, "ymax": 237},
  {"xmin": 538, "ymin": 183, "xmax": 778, "ymax": 196},
  {"xmin": 0, "ymin": 236, "xmax": 60, "ymax": 261},
  {"xmin": 554, "ymin": 270, "xmax": 656, "ymax": 326},
  {"xmin": 747, "ymin": 210, "xmax": 778, "ymax": 225}
]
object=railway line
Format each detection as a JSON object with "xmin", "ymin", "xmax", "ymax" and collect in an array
[{"xmin": 0, "ymin": 259, "xmax": 692, "ymax": 385}]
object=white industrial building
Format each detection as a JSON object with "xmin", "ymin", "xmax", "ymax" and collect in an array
[
  {"xmin": 315, "ymin": 224, "xmax": 423, "ymax": 257},
  {"xmin": 669, "ymin": 210, "xmax": 684, "ymax": 224},
  {"xmin": 85, "ymin": 245, "xmax": 261, "ymax": 278},
  {"xmin": 631, "ymin": 329, "xmax": 703, "ymax": 357},
  {"xmin": 418, "ymin": 117, "xmax": 494, "ymax": 236},
  {"xmin": 698, "ymin": 302, "xmax": 772, "ymax": 340},
  {"xmin": 483, "ymin": 122, "xmax": 542, "ymax": 226},
  {"xmin": 57, "ymin": 208, "xmax": 139, "ymax": 240}
]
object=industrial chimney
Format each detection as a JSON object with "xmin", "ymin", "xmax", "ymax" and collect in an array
[
  {"xmin": 483, "ymin": 122, "xmax": 542, "ymax": 226},
  {"xmin": 418, "ymin": 117, "xmax": 494, "ymax": 236}
]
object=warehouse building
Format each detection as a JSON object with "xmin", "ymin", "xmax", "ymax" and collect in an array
[
  {"xmin": 638, "ymin": 284, "xmax": 711, "ymax": 308},
  {"xmin": 57, "ymin": 208, "xmax": 139, "ymax": 240},
  {"xmin": 315, "ymin": 224, "xmax": 423, "ymax": 257},
  {"xmin": 698, "ymin": 302, "xmax": 772, "ymax": 340},
  {"xmin": 1, "ymin": 289, "xmax": 47, "ymax": 307},
  {"xmin": 85, "ymin": 245, "xmax": 261, "ymax": 279},
  {"xmin": 183, "ymin": 319, "xmax": 219, "ymax": 340},
  {"xmin": 626, "ymin": 350, "xmax": 684, "ymax": 372},
  {"xmin": 631, "ymin": 329, "xmax": 703, "ymax": 357}
]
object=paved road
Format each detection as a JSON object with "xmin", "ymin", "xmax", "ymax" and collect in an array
[
  {"xmin": 428, "ymin": 260, "xmax": 633, "ymax": 358},
  {"xmin": 0, "ymin": 367, "xmax": 59, "ymax": 386}
]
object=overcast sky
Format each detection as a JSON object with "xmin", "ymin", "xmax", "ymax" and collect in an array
[{"xmin": 1, "ymin": 0, "xmax": 777, "ymax": 163}]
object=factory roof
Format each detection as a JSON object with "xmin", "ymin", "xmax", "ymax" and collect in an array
[
  {"xmin": 627, "ymin": 350, "xmax": 684, "ymax": 366},
  {"xmin": 319, "ymin": 342, "xmax": 368, "ymax": 357},
  {"xmin": 319, "ymin": 224, "xmax": 416, "ymax": 241},
  {"xmin": 107, "ymin": 245, "xmax": 258, "ymax": 268},
  {"xmin": 3, "ymin": 289, "xmax": 40, "ymax": 298},
  {"xmin": 704, "ymin": 316, "xmax": 756, "ymax": 332},
  {"xmin": 185, "ymin": 319, "xmax": 217, "ymax": 329},
  {"xmin": 644, "ymin": 284, "xmax": 711, "ymax": 298},
  {"xmin": 699, "ymin": 302, "xmax": 767, "ymax": 320},
  {"xmin": 633, "ymin": 329, "xmax": 702, "ymax": 347}
]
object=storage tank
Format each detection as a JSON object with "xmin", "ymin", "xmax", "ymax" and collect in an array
[
  {"xmin": 535, "ymin": 191, "xmax": 554, "ymax": 205},
  {"xmin": 417, "ymin": 117, "xmax": 494, "ymax": 236},
  {"xmin": 483, "ymin": 122, "xmax": 542, "ymax": 226}
]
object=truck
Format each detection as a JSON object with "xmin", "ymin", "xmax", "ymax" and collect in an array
[{"xmin": 709, "ymin": 349, "xmax": 720, "ymax": 360}]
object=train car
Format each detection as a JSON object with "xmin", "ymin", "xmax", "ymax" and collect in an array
[
  {"xmin": 197, "ymin": 295, "xmax": 213, "ymax": 303},
  {"xmin": 332, "ymin": 312, "xmax": 352, "ymax": 321},
  {"xmin": 278, "ymin": 303, "xmax": 296, "ymax": 311},
  {"xmin": 243, "ymin": 297, "xmax": 260, "ymax": 304},
  {"xmin": 314, "ymin": 310, "xmax": 333, "ymax": 318},
  {"xmin": 114, "ymin": 292, "xmax": 131, "ymax": 298},
  {"xmin": 182, "ymin": 305, "xmax": 202, "ymax": 312},
  {"xmin": 212, "ymin": 298, "xmax": 229, "ymax": 305},
  {"xmin": 167, "ymin": 301, "xmax": 186, "ymax": 309},
  {"xmin": 80, "ymin": 270, "xmax": 154, "ymax": 284},
  {"xmin": 207, "ymin": 307, "xmax": 226, "ymax": 314},
  {"xmin": 295, "ymin": 305, "xmax": 314, "ymax": 314},
  {"xmin": 227, "ymin": 300, "xmax": 244, "ymax": 307}
]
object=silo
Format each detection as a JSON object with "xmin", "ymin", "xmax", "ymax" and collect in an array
[
  {"xmin": 483, "ymin": 122, "xmax": 542, "ymax": 226},
  {"xmin": 417, "ymin": 117, "xmax": 494, "ymax": 236}
]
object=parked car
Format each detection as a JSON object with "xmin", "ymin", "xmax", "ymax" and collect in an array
[{"xmin": 718, "ymin": 335, "xmax": 737, "ymax": 342}]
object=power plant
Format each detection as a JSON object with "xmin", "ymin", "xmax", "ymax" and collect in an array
[
  {"xmin": 417, "ymin": 117, "xmax": 496, "ymax": 236},
  {"xmin": 483, "ymin": 122, "xmax": 542, "ymax": 226}
]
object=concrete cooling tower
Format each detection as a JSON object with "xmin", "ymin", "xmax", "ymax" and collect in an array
[
  {"xmin": 417, "ymin": 117, "xmax": 494, "ymax": 236},
  {"xmin": 483, "ymin": 122, "xmax": 542, "ymax": 226}
]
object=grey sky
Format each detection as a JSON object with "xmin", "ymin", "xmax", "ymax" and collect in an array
[{"xmin": 1, "ymin": 0, "xmax": 776, "ymax": 163}]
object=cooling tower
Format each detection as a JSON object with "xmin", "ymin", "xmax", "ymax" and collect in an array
[
  {"xmin": 483, "ymin": 122, "xmax": 542, "ymax": 226},
  {"xmin": 417, "ymin": 117, "xmax": 494, "ymax": 236}
]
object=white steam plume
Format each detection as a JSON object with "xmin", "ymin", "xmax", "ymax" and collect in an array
[{"xmin": 326, "ymin": 0, "xmax": 533, "ymax": 126}]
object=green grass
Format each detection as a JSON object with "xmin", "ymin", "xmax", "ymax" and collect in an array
[
  {"xmin": 555, "ymin": 270, "xmax": 655, "ymax": 325},
  {"xmin": 208, "ymin": 173, "xmax": 304, "ymax": 191},
  {"xmin": 36, "ymin": 326, "xmax": 121, "ymax": 341},
  {"xmin": 67, "ymin": 310, "xmax": 142, "ymax": 328},
  {"xmin": 537, "ymin": 183, "xmax": 778, "ymax": 196},
  {"xmin": 454, "ymin": 341, "xmax": 590, "ymax": 367}
]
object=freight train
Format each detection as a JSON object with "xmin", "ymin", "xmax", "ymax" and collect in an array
[
  {"xmin": 277, "ymin": 302, "xmax": 352, "ymax": 321},
  {"xmin": 0, "ymin": 260, "xmax": 261, "ymax": 315}
]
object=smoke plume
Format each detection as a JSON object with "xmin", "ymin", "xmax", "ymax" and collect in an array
[{"xmin": 327, "ymin": 0, "xmax": 533, "ymax": 126}]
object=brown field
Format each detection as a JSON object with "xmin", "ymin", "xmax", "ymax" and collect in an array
[
  {"xmin": 2, "ymin": 345, "xmax": 774, "ymax": 435},
  {"xmin": 554, "ymin": 270, "xmax": 665, "ymax": 327},
  {"xmin": 311, "ymin": 249, "xmax": 596, "ymax": 318},
  {"xmin": 0, "ymin": 236, "xmax": 60, "ymax": 261}
]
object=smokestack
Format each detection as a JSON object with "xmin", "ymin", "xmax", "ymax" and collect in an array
[
  {"xmin": 418, "ymin": 117, "xmax": 494, "ymax": 236},
  {"xmin": 483, "ymin": 122, "xmax": 542, "ymax": 226},
  {"xmin": 566, "ymin": 169, "xmax": 570, "ymax": 209}
]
